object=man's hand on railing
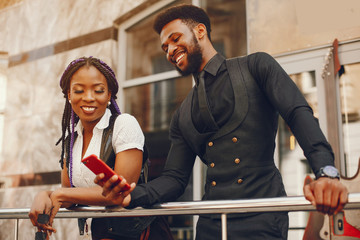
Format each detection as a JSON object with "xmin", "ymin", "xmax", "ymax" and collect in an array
[
  {"xmin": 303, "ymin": 175, "xmax": 348, "ymax": 215},
  {"xmin": 28, "ymin": 191, "xmax": 57, "ymax": 238},
  {"xmin": 94, "ymin": 173, "xmax": 136, "ymax": 207}
]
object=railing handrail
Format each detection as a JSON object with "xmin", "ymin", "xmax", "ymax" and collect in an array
[{"xmin": 1, "ymin": 193, "xmax": 360, "ymax": 219}]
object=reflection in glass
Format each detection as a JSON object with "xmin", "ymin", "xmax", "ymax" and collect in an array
[
  {"xmin": 124, "ymin": 77, "xmax": 193, "ymax": 132},
  {"xmin": 339, "ymin": 63, "xmax": 360, "ymax": 177},
  {"xmin": 203, "ymin": 0, "xmax": 247, "ymax": 58},
  {"xmin": 125, "ymin": 0, "xmax": 188, "ymax": 80}
]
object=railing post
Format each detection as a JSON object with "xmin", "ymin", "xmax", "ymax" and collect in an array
[
  {"xmin": 221, "ymin": 213, "xmax": 227, "ymax": 240},
  {"xmin": 14, "ymin": 219, "xmax": 18, "ymax": 240}
]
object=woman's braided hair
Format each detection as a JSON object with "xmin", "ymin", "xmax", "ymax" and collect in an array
[{"xmin": 57, "ymin": 56, "xmax": 121, "ymax": 186}]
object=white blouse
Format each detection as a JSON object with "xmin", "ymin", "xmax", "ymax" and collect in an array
[{"xmin": 71, "ymin": 109, "xmax": 144, "ymax": 188}]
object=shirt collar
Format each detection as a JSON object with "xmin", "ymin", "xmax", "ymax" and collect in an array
[
  {"xmin": 74, "ymin": 108, "xmax": 112, "ymax": 135},
  {"xmin": 203, "ymin": 53, "xmax": 226, "ymax": 77},
  {"xmin": 193, "ymin": 53, "xmax": 225, "ymax": 85}
]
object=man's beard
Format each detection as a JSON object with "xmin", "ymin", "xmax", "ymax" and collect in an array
[{"xmin": 175, "ymin": 36, "xmax": 203, "ymax": 76}]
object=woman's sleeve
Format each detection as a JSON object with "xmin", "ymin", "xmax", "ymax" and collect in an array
[{"xmin": 112, "ymin": 114, "xmax": 145, "ymax": 154}]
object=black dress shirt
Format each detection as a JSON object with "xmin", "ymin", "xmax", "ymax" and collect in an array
[{"xmin": 192, "ymin": 54, "xmax": 234, "ymax": 133}]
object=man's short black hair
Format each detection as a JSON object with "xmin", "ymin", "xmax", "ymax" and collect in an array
[{"xmin": 153, "ymin": 4, "xmax": 212, "ymax": 40}]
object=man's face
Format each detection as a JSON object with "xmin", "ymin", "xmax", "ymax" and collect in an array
[{"xmin": 160, "ymin": 19, "xmax": 203, "ymax": 76}]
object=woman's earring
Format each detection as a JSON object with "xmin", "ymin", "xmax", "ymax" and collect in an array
[
  {"xmin": 108, "ymin": 101, "xmax": 111, "ymax": 107},
  {"xmin": 69, "ymin": 100, "xmax": 71, "ymax": 104}
]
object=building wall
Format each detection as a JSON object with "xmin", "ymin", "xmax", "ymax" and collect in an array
[
  {"xmin": 0, "ymin": 0, "xmax": 145, "ymax": 239},
  {"xmin": 0, "ymin": 0, "xmax": 360, "ymax": 239},
  {"xmin": 0, "ymin": 0, "xmax": 145, "ymax": 174},
  {"xmin": 247, "ymin": 0, "xmax": 360, "ymax": 54}
]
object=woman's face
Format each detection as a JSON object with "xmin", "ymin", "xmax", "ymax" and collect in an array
[{"xmin": 68, "ymin": 65, "xmax": 111, "ymax": 128}]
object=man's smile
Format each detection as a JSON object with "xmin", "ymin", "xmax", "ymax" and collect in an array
[{"xmin": 172, "ymin": 50, "xmax": 186, "ymax": 66}]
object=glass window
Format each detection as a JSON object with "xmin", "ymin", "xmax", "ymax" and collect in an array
[
  {"xmin": 124, "ymin": 76, "xmax": 192, "ymax": 132},
  {"xmin": 201, "ymin": 0, "xmax": 247, "ymax": 58},
  {"xmin": 339, "ymin": 63, "xmax": 360, "ymax": 177},
  {"xmin": 125, "ymin": 11, "xmax": 176, "ymax": 80}
]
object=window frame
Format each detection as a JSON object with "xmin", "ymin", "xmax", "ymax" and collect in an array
[
  {"xmin": 116, "ymin": 0, "xmax": 179, "ymax": 110},
  {"xmin": 275, "ymin": 39, "xmax": 360, "ymax": 175}
]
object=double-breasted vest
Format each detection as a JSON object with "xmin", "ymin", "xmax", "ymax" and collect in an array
[{"xmin": 177, "ymin": 56, "xmax": 287, "ymax": 201}]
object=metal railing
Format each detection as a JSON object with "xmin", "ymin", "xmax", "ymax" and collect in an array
[{"xmin": 1, "ymin": 193, "xmax": 360, "ymax": 240}]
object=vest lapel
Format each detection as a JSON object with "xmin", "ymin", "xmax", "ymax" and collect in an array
[
  {"xmin": 178, "ymin": 89, "xmax": 215, "ymax": 157},
  {"xmin": 212, "ymin": 57, "xmax": 249, "ymax": 140},
  {"xmin": 178, "ymin": 56, "xmax": 250, "ymax": 156}
]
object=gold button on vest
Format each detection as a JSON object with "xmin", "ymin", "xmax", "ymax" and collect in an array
[
  {"xmin": 211, "ymin": 181, "xmax": 217, "ymax": 186},
  {"xmin": 208, "ymin": 141, "xmax": 214, "ymax": 147},
  {"xmin": 237, "ymin": 179, "xmax": 243, "ymax": 184},
  {"xmin": 210, "ymin": 163, "xmax": 215, "ymax": 168},
  {"xmin": 234, "ymin": 158, "xmax": 240, "ymax": 164},
  {"xmin": 232, "ymin": 137, "xmax": 238, "ymax": 143}
]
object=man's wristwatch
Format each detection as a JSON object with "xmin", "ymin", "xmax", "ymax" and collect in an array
[{"xmin": 316, "ymin": 165, "xmax": 340, "ymax": 179}]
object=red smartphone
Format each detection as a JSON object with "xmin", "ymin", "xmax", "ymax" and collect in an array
[{"xmin": 81, "ymin": 154, "xmax": 131, "ymax": 191}]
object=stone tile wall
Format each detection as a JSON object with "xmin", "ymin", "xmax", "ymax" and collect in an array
[{"xmin": 0, "ymin": 0, "xmax": 145, "ymax": 239}]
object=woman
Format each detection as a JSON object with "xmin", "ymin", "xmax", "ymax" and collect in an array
[{"xmin": 29, "ymin": 57, "xmax": 171, "ymax": 240}]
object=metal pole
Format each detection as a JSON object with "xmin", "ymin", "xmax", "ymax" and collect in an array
[
  {"xmin": 14, "ymin": 219, "xmax": 18, "ymax": 240},
  {"xmin": 221, "ymin": 213, "xmax": 227, "ymax": 240},
  {"xmin": 1, "ymin": 193, "xmax": 360, "ymax": 219}
]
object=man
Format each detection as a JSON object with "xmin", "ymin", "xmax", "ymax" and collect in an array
[{"xmin": 96, "ymin": 4, "xmax": 348, "ymax": 239}]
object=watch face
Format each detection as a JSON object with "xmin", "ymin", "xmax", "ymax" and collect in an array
[{"xmin": 323, "ymin": 166, "xmax": 339, "ymax": 177}]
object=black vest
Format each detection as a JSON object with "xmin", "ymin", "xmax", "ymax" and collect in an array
[
  {"xmin": 64, "ymin": 114, "xmax": 154, "ymax": 238},
  {"xmin": 178, "ymin": 56, "xmax": 287, "ymax": 201}
]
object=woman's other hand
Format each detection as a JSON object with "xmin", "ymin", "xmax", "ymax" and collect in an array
[{"xmin": 28, "ymin": 191, "xmax": 57, "ymax": 234}]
